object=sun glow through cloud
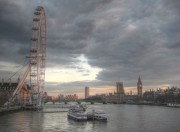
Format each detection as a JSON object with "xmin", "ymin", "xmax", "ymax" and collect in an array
[{"xmin": 45, "ymin": 54, "xmax": 102, "ymax": 83}]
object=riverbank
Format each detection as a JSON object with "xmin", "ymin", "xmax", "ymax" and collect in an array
[{"xmin": 0, "ymin": 106, "xmax": 22, "ymax": 115}]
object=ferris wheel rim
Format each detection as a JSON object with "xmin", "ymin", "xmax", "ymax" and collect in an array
[{"xmin": 29, "ymin": 6, "xmax": 46, "ymax": 105}]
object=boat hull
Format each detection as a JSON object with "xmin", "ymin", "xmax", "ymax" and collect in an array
[
  {"xmin": 87, "ymin": 114, "xmax": 107, "ymax": 122},
  {"xmin": 68, "ymin": 114, "xmax": 87, "ymax": 121},
  {"xmin": 95, "ymin": 116, "xmax": 107, "ymax": 122}
]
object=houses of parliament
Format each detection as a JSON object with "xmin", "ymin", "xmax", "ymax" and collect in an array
[{"xmin": 104, "ymin": 76, "xmax": 143, "ymax": 103}]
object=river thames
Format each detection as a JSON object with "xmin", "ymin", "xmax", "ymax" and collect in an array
[{"xmin": 0, "ymin": 104, "xmax": 180, "ymax": 132}]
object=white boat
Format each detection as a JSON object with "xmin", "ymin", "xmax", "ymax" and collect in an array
[
  {"xmin": 87, "ymin": 110, "xmax": 108, "ymax": 122},
  {"xmin": 67, "ymin": 106, "xmax": 87, "ymax": 121},
  {"xmin": 167, "ymin": 103, "xmax": 180, "ymax": 108}
]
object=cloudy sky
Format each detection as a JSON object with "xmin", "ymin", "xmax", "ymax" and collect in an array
[{"xmin": 0, "ymin": 0, "xmax": 180, "ymax": 98}]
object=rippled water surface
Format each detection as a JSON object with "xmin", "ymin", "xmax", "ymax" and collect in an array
[{"xmin": 0, "ymin": 104, "xmax": 180, "ymax": 132}]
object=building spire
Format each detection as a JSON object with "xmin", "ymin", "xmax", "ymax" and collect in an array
[
  {"xmin": 137, "ymin": 76, "xmax": 143, "ymax": 98},
  {"xmin": 138, "ymin": 76, "xmax": 142, "ymax": 84}
]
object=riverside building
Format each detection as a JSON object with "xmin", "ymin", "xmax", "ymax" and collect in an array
[
  {"xmin": 85, "ymin": 87, "xmax": 89, "ymax": 99},
  {"xmin": 104, "ymin": 82, "xmax": 125, "ymax": 103},
  {"xmin": 0, "ymin": 78, "xmax": 30, "ymax": 106}
]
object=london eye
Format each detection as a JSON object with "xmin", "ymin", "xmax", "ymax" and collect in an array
[
  {"xmin": 5, "ymin": 6, "xmax": 46, "ymax": 109},
  {"xmin": 29, "ymin": 6, "xmax": 46, "ymax": 107}
]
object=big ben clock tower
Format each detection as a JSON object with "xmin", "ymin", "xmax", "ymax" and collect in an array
[{"xmin": 137, "ymin": 76, "xmax": 143, "ymax": 97}]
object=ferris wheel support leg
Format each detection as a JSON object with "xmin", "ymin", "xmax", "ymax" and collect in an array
[{"xmin": 4, "ymin": 66, "xmax": 31, "ymax": 106}]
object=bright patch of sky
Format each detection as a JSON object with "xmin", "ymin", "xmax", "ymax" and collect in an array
[{"xmin": 45, "ymin": 54, "xmax": 102, "ymax": 83}]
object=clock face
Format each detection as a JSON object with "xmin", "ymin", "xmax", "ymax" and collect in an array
[{"xmin": 139, "ymin": 84, "xmax": 142, "ymax": 87}]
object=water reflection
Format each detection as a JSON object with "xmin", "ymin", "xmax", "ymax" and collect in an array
[{"xmin": 0, "ymin": 104, "xmax": 180, "ymax": 132}]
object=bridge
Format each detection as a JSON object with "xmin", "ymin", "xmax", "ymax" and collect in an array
[{"xmin": 0, "ymin": 6, "xmax": 46, "ymax": 111}]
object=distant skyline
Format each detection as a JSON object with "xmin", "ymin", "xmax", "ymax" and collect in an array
[{"xmin": 0, "ymin": 0, "xmax": 180, "ymax": 98}]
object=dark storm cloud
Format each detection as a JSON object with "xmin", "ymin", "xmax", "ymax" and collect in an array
[
  {"xmin": 44, "ymin": 0, "xmax": 110, "ymax": 68},
  {"xmin": 0, "ymin": 0, "xmax": 34, "ymax": 64},
  {"xmin": 83, "ymin": 0, "xmax": 180, "ymax": 87},
  {"xmin": 1, "ymin": 0, "xmax": 180, "ymax": 92},
  {"xmin": 0, "ymin": 1, "xmax": 34, "ymax": 42}
]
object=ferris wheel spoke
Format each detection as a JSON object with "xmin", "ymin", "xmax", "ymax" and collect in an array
[{"xmin": 29, "ymin": 6, "xmax": 46, "ymax": 107}]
